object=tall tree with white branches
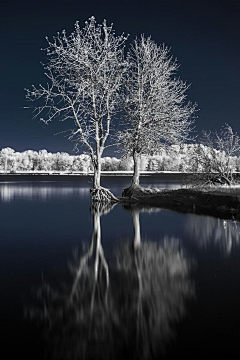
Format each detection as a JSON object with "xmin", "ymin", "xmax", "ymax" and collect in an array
[
  {"xmin": 119, "ymin": 36, "xmax": 196, "ymax": 196},
  {"xmin": 25, "ymin": 17, "xmax": 128, "ymax": 202}
]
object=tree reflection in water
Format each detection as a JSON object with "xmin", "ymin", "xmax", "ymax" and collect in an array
[
  {"xmin": 116, "ymin": 205, "xmax": 195, "ymax": 358},
  {"xmin": 185, "ymin": 214, "xmax": 240, "ymax": 255},
  {"xmin": 28, "ymin": 204, "xmax": 195, "ymax": 360}
]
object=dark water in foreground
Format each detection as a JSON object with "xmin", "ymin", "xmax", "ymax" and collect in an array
[{"xmin": 0, "ymin": 177, "xmax": 240, "ymax": 359}]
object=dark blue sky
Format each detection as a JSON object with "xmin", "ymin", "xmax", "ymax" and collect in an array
[{"xmin": 1, "ymin": 0, "xmax": 240, "ymax": 155}]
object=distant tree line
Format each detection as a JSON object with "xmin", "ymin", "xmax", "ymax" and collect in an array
[{"xmin": 1, "ymin": 144, "xmax": 240, "ymax": 174}]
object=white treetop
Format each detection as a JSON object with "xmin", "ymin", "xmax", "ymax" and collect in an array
[
  {"xmin": 26, "ymin": 16, "xmax": 128, "ymax": 200},
  {"xmin": 118, "ymin": 36, "xmax": 196, "ymax": 189},
  {"xmin": 120, "ymin": 36, "xmax": 196, "ymax": 154}
]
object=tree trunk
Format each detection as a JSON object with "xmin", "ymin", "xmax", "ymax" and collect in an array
[
  {"xmin": 93, "ymin": 158, "xmax": 101, "ymax": 189},
  {"xmin": 90, "ymin": 150, "xmax": 119, "ymax": 203},
  {"xmin": 131, "ymin": 152, "xmax": 141, "ymax": 187},
  {"xmin": 122, "ymin": 152, "xmax": 141, "ymax": 198}
]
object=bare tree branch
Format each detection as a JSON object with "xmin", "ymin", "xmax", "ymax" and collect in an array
[
  {"xmin": 118, "ymin": 36, "xmax": 197, "ymax": 189},
  {"xmin": 25, "ymin": 16, "xmax": 128, "ymax": 199}
]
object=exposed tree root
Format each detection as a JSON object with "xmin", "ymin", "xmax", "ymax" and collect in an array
[{"xmin": 90, "ymin": 186, "xmax": 119, "ymax": 203}]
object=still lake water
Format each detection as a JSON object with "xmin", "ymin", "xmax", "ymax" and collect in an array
[{"xmin": 1, "ymin": 176, "xmax": 240, "ymax": 359}]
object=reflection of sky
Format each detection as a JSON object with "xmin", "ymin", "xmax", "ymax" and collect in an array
[{"xmin": 0, "ymin": 183, "xmax": 90, "ymax": 202}]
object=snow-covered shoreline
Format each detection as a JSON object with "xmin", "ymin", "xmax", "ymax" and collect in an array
[{"xmin": 0, "ymin": 170, "xmax": 184, "ymax": 176}]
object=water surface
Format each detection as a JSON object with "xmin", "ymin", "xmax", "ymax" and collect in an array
[{"xmin": 0, "ymin": 177, "xmax": 240, "ymax": 359}]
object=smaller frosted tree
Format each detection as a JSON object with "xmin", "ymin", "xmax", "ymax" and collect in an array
[
  {"xmin": 118, "ymin": 36, "xmax": 196, "ymax": 195},
  {"xmin": 194, "ymin": 124, "xmax": 240, "ymax": 185}
]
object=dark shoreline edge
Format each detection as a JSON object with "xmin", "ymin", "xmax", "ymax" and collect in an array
[
  {"xmin": 1, "ymin": 174, "xmax": 240, "ymax": 220},
  {"xmin": 119, "ymin": 188, "xmax": 240, "ymax": 221}
]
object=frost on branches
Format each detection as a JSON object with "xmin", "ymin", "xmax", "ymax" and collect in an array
[
  {"xmin": 25, "ymin": 17, "xmax": 128, "ymax": 203},
  {"xmin": 118, "ymin": 36, "xmax": 196, "ymax": 197},
  {"xmin": 190, "ymin": 124, "xmax": 240, "ymax": 186}
]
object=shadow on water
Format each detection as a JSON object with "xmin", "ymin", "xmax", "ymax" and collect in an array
[{"xmin": 26, "ymin": 202, "xmax": 195, "ymax": 360}]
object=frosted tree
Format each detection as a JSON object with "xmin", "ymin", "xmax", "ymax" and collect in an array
[
  {"xmin": 25, "ymin": 17, "xmax": 128, "ymax": 202},
  {"xmin": 119, "ymin": 36, "xmax": 196, "ymax": 196},
  {"xmin": 194, "ymin": 124, "xmax": 240, "ymax": 185},
  {"xmin": 0, "ymin": 148, "xmax": 16, "ymax": 173}
]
